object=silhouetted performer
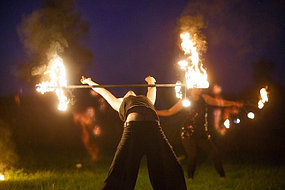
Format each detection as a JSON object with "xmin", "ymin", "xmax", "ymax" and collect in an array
[
  {"xmin": 81, "ymin": 76, "xmax": 187, "ymax": 190},
  {"xmin": 157, "ymin": 88, "xmax": 242, "ymax": 179}
]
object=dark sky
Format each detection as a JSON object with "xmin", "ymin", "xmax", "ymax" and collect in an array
[{"xmin": 0, "ymin": 0, "xmax": 284, "ymax": 97}]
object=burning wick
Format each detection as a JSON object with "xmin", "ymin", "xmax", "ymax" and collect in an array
[
  {"xmin": 182, "ymin": 99, "xmax": 191, "ymax": 107},
  {"xmin": 258, "ymin": 101, "xmax": 264, "ymax": 109},
  {"xmin": 175, "ymin": 81, "xmax": 183, "ymax": 99},
  {"xmin": 36, "ymin": 54, "xmax": 69, "ymax": 111},
  {"xmin": 0, "ymin": 174, "xmax": 4, "ymax": 181},
  {"xmin": 258, "ymin": 87, "xmax": 269, "ymax": 109},
  {"xmin": 247, "ymin": 112, "xmax": 255, "ymax": 119},
  {"xmin": 234, "ymin": 118, "xmax": 241, "ymax": 124},
  {"xmin": 224, "ymin": 119, "xmax": 230, "ymax": 129}
]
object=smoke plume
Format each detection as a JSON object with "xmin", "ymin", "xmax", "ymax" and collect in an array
[
  {"xmin": 178, "ymin": 15, "xmax": 207, "ymax": 55},
  {"xmin": 177, "ymin": 0, "xmax": 280, "ymax": 89},
  {"xmin": 18, "ymin": 0, "xmax": 92, "ymax": 85}
]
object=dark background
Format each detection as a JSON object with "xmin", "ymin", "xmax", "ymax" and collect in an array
[{"xmin": 0, "ymin": 0, "xmax": 284, "ymax": 165}]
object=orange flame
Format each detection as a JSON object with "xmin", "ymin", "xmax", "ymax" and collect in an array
[
  {"xmin": 258, "ymin": 87, "xmax": 269, "ymax": 109},
  {"xmin": 179, "ymin": 32, "xmax": 209, "ymax": 89},
  {"xmin": 36, "ymin": 54, "xmax": 69, "ymax": 111}
]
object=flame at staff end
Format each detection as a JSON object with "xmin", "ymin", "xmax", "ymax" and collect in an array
[
  {"xmin": 224, "ymin": 119, "xmax": 230, "ymax": 129},
  {"xmin": 175, "ymin": 81, "xmax": 183, "ymax": 99},
  {"xmin": 36, "ymin": 54, "xmax": 69, "ymax": 111},
  {"xmin": 179, "ymin": 32, "xmax": 209, "ymax": 89}
]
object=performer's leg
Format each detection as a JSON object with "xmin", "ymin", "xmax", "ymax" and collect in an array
[
  {"xmin": 102, "ymin": 123, "xmax": 144, "ymax": 190},
  {"xmin": 146, "ymin": 122, "xmax": 187, "ymax": 190},
  {"xmin": 182, "ymin": 135, "xmax": 197, "ymax": 179},
  {"xmin": 198, "ymin": 136, "xmax": 225, "ymax": 177}
]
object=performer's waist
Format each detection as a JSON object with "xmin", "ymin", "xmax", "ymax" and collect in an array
[
  {"xmin": 124, "ymin": 120, "xmax": 160, "ymax": 127},
  {"xmin": 126, "ymin": 107, "xmax": 158, "ymax": 122}
]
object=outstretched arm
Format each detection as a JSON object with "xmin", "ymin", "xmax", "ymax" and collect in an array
[
  {"xmin": 145, "ymin": 76, "xmax": 156, "ymax": 105},
  {"xmin": 156, "ymin": 100, "xmax": 183, "ymax": 116},
  {"xmin": 202, "ymin": 94, "xmax": 242, "ymax": 107},
  {"xmin": 81, "ymin": 76, "xmax": 122, "ymax": 112}
]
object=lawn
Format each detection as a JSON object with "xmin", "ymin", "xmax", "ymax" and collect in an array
[{"xmin": 0, "ymin": 153, "xmax": 284, "ymax": 190}]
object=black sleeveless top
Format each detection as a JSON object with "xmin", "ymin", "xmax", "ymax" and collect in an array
[
  {"xmin": 183, "ymin": 95, "xmax": 208, "ymax": 133},
  {"xmin": 119, "ymin": 95, "xmax": 157, "ymax": 121}
]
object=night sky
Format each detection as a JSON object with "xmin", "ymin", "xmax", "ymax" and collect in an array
[{"xmin": 0, "ymin": 0, "xmax": 284, "ymax": 97}]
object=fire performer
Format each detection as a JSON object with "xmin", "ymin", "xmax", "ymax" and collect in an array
[
  {"xmin": 81, "ymin": 76, "xmax": 187, "ymax": 190},
  {"xmin": 157, "ymin": 88, "xmax": 243, "ymax": 180},
  {"xmin": 73, "ymin": 107, "xmax": 99, "ymax": 160}
]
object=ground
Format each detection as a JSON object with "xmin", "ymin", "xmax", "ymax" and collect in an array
[{"xmin": 0, "ymin": 152, "xmax": 284, "ymax": 190}]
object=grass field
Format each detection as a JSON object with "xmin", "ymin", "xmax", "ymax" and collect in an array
[{"xmin": 0, "ymin": 153, "xmax": 284, "ymax": 190}]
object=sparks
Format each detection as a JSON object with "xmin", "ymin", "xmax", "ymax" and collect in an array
[
  {"xmin": 179, "ymin": 32, "xmax": 209, "ymax": 89},
  {"xmin": 36, "ymin": 54, "xmax": 69, "ymax": 111}
]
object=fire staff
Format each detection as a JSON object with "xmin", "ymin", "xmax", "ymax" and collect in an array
[
  {"xmin": 157, "ymin": 88, "xmax": 243, "ymax": 180},
  {"xmin": 81, "ymin": 76, "xmax": 187, "ymax": 190}
]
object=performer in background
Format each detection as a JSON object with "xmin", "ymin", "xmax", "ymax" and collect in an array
[
  {"xmin": 210, "ymin": 84, "xmax": 241, "ymax": 135},
  {"xmin": 81, "ymin": 76, "xmax": 187, "ymax": 190},
  {"xmin": 73, "ymin": 107, "xmax": 100, "ymax": 160},
  {"xmin": 157, "ymin": 88, "xmax": 243, "ymax": 180}
]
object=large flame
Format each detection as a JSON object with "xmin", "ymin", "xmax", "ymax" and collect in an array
[
  {"xmin": 36, "ymin": 54, "xmax": 69, "ymax": 111},
  {"xmin": 179, "ymin": 32, "xmax": 209, "ymax": 89},
  {"xmin": 258, "ymin": 87, "xmax": 269, "ymax": 109}
]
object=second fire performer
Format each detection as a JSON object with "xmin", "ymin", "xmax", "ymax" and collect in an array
[{"xmin": 157, "ymin": 88, "xmax": 243, "ymax": 180}]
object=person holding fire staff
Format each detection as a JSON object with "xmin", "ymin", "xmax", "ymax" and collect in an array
[
  {"xmin": 81, "ymin": 76, "xmax": 187, "ymax": 190},
  {"xmin": 157, "ymin": 88, "xmax": 243, "ymax": 180}
]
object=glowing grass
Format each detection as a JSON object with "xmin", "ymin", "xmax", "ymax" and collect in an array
[{"xmin": 0, "ymin": 157, "xmax": 284, "ymax": 190}]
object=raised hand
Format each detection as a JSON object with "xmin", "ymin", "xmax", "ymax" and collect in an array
[
  {"xmin": 80, "ymin": 76, "xmax": 98, "ymax": 85},
  {"xmin": 145, "ymin": 76, "xmax": 156, "ymax": 84}
]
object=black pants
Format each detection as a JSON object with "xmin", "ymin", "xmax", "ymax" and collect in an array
[
  {"xmin": 102, "ymin": 121, "xmax": 187, "ymax": 190},
  {"xmin": 182, "ymin": 133, "xmax": 225, "ymax": 179}
]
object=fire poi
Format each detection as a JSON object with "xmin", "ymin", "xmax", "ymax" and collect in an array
[{"xmin": 225, "ymin": 86, "xmax": 269, "ymax": 128}]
